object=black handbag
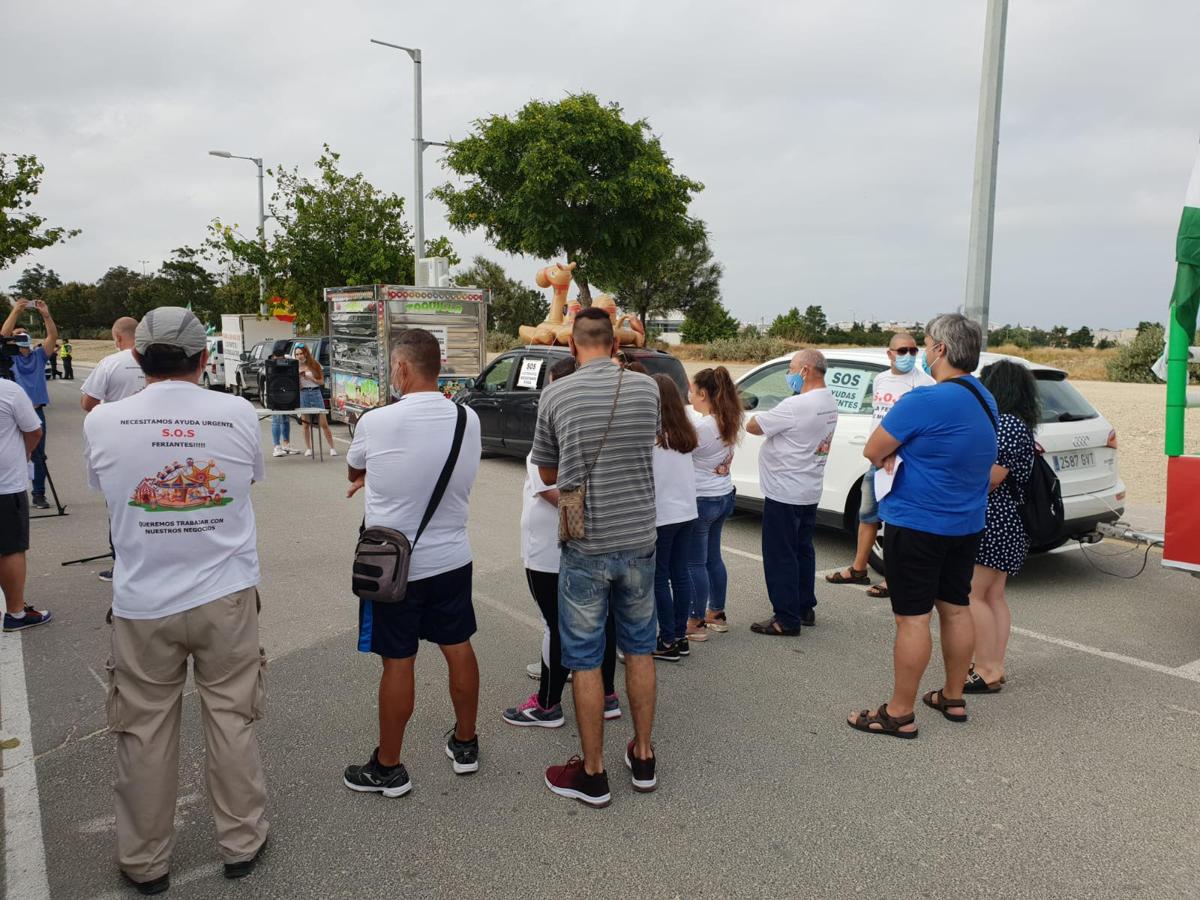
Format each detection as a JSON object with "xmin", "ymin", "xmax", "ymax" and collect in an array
[{"xmin": 352, "ymin": 405, "xmax": 467, "ymax": 604}]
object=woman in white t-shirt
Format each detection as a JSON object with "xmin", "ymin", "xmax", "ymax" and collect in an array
[
  {"xmin": 687, "ymin": 366, "xmax": 743, "ymax": 633},
  {"xmin": 504, "ymin": 357, "xmax": 622, "ymax": 726},
  {"xmin": 651, "ymin": 373, "xmax": 699, "ymax": 660},
  {"xmin": 295, "ymin": 344, "xmax": 336, "ymax": 457}
]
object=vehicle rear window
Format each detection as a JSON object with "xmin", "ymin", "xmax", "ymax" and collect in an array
[
  {"xmin": 1034, "ymin": 374, "xmax": 1099, "ymax": 423},
  {"xmin": 634, "ymin": 355, "xmax": 689, "ymax": 402}
]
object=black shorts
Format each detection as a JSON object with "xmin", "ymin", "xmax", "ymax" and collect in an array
[
  {"xmin": 884, "ymin": 525, "xmax": 983, "ymax": 616},
  {"xmin": 357, "ymin": 562, "xmax": 475, "ymax": 659},
  {"xmin": 0, "ymin": 492, "xmax": 29, "ymax": 556}
]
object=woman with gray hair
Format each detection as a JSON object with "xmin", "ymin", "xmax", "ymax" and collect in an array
[{"xmin": 847, "ymin": 313, "xmax": 998, "ymax": 738}]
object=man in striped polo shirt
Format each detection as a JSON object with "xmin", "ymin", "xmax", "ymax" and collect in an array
[{"xmin": 532, "ymin": 307, "xmax": 661, "ymax": 807}]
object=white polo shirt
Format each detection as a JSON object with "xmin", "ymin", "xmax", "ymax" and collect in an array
[
  {"xmin": 346, "ymin": 393, "xmax": 482, "ymax": 581},
  {"xmin": 0, "ymin": 380, "xmax": 41, "ymax": 495},
  {"xmin": 83, "ymin": 381, "xmax": 265, "ymax": 619},
  {"xmin": 755, "ymin": 387, "xmax": 839, "ymax": 505},
  {"xmin": 653, "ymin": 445, "xmax": 698, "ymax": 527},
  {"xmin": 521, "ymin": 454, "xmax": 559, "ymax": 574},
  {"xmin": 81, "ymin": 348, "xmax": 146, "ymax": 404},
  {"xmin": 691, "ymin": 412, "xmax": 734, "ymax": 498}
]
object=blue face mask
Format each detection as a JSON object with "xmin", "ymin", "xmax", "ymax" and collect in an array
[
  {"xmin": 894, "ymin": 352, "xmax": 916, "ymax": 374},
  {"xmin": 786, "ymin": 371, "xmax": 805, "ymax": 394},
  {"xmin": 919, "ymin": 349, "xmax": 936, "ymax": 377}
]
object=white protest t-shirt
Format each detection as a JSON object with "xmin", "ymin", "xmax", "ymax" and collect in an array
[
  {"xmin": 690, "ymin": 411, "xmax": 734, "ymax": 498},
  {"xmin": 81, "ymin": 349, "xmax": 146, "ymax": 404},
  {"xmin": 83, "ymin": 381, "xmax": 265, "ymax": 620},
  {"xmin": 755, "ymin": 387, "xmax": 839, "ymax": 505},
  {"xmin": 871, "ymin": 369, "xmax": 935, "ymax": 431},
  {"xmin": 346, "ymin": 393, "xmax": 481, "ymax": 581},
  {"xmin": 653, "ymin": 445, "xmax": 698, "ymax": 527},
  {"xmin": 521, "ymin": 453, "xmax": 559, "ymax": 573},
  {"xmin": 0, "ymin": 380, "xmax": 41, "ymax": 494}
]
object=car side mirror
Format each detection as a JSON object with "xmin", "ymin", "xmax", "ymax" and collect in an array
[
  {"xmin": 463, "ymin": 378, "xmax": 476, "ymax": 390},
  {"xmin": 740, "ymin": 391, "xmax": 758, "ymax": 411},
  {"xmin": 240, "ymin": 351, "xmax": 251, "ymax": 362}
]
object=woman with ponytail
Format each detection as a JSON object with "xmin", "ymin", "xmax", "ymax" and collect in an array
[{"xmin": 687, "ymin": 366, "xmax": 743, "ymax": 634}]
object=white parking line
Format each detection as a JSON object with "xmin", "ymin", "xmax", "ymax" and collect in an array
[{"xmin": 1, "ymin": 633, "xmax": 51, "ymax": 900}]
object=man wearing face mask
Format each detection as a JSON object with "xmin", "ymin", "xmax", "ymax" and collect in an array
[
  {"xmin": 1, "ymin": 298, "xmax": 59, "ymax": 510},
  {"xmin": 745, "ymin": 349, "xmax": 838, "ymax": 636},
  {"xmin": 343, "ymin": 329, "xmax": 483, "ymax": 797},
  {"xmin": 826, "ymin": 332, "xmax": 933, "ymax": 597}
]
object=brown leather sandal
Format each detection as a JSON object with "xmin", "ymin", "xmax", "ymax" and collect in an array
[
  {"xmin": 825, "ymin": 567, "xmax": 871, "ymax": 585},
  {"xmin": 922, "ymin": 690, "xmax": 968, "ymax": 723},
  {"xmin": 848, "ymin": 703, "xmax": 918, "ymax": 739}
]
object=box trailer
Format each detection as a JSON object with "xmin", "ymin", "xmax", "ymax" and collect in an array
[
  {"xmin": 325, "ymin": 285, "xmax": 488, "ymax": 424},
  {"xmin": 219, "ymin": 314, "xmax": 294, "ymax": 390}
]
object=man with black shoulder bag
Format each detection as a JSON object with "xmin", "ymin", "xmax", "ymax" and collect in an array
[{"xmin": 343, "ymin": 329, "xmax": 483, "ymax": 798}]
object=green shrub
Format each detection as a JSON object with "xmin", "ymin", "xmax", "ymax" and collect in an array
[
  {"xmin": 486, "ymin": 332, "xmax": 523, "ymax": 353},
  {"xmin": 692, "ymin": 336, "xmax": 801, "ymax": 363},
  {"xmin": 1106, "ymin": 324, "xmax": 1164, "ymax": 383}
]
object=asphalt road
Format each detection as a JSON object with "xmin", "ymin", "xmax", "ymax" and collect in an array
[{"xmin": 5, "ymin": 375, "xmax": 1200, "ymax": 900}]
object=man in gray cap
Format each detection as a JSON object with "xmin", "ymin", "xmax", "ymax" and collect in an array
[{"xmin": 83, "ymin": 307, "xmax": 270, "ymax": 893}]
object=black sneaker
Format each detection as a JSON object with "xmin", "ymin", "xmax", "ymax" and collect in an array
[
  {"xmin": 445, "ymin": 728, "xmax": 479, "ymax": 775},
  {"xmin": 343, "ymin": 749, "xmax": 412, "ymax": 797},
  {"xmin": 3, "ymin": 606, "xmax": 52, "ymax": 632},
  {"xmin": 674, "ymin": 638, "xmax": 690, "ymax": 658},
  {"xmin": 121, "ymin": 871, "xmax": 170, "ymax": 895},
  {"xmin": 98, "ymin": 569, "xmax": 114, "ymax": 582},
  {"xmin": 30, "ymin": 494, "xmax": 49, "ymax": 510},
  {"xmin": 800, "ymin": 609, "xmax": 816, "ymax": 627},
  {"xmin": 224, "ymin": 835, "xmax": 267, "ymax": 879},
  {"xmin": 651, "ymin": 639, "xmax": 680, "ymax": 662},
  {"xmin": 624, "ymin": 739, "xmax": 658, "ymax": 793},
  {"xmin": 545, "ymin": 756, "xmax": 611, "ymax": 807}
]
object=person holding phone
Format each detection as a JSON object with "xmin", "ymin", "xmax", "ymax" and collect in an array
[
  {"xmin": 1, "ymin": 298, "xmax": 59, "ymax": 509},
  {"xmin": 294, "ymin": 344, "xmax": 336, "ymax": 457}
]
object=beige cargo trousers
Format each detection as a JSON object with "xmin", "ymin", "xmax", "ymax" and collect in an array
[{"xmin": 106, "ymin": 586, "xmax": 269, "ymax": 882}]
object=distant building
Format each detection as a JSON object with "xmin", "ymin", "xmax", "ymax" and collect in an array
[
  {"xmin": 1093, "ymin": 328, "xmax": 1138, "ymax": 346},
  {"xmin": 647, "ymin": 309, "xmax": 686, "ymax": 345}
]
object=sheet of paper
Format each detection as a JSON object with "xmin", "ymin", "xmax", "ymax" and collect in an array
[
  {"xmin": 873, "ymin": 456, "xmax": 902, "ymax": 501},
  {"xmin": 517, "ymin": 358, "xmax": 543, "ymax": 389}
]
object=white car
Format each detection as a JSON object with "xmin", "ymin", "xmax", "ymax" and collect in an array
[
  {"xmin": 203, "ymin": 336, "xmax": 225, "ymax": 390},
  {"xmin": 730, "ymin": 349, "xmax": 1126, "ymax": 568}
]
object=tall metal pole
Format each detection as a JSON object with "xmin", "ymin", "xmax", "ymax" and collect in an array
[
  {"xmin": 255, "ymin": 157, "xmax": 267, "ymax": 316},
  {"xmin": 964, "ymin": 0, "xmax": 1008, "ymax": 346},
  {"xmin": 411, "ymin": 48, "xmax": 425, "ymax": 265}
]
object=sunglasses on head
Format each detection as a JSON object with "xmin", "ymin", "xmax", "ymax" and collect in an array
[{"xmin": 891, "ymin": 346, "xmax": 918, "ymax": 355}]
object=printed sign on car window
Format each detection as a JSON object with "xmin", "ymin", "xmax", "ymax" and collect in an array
[
  {"xmin": 826, "ymin": 367, "xmax": 874, "ymax": 415},
  {"xmin": 516, "ymin": 358, "xmax": 543, "ymax": 389}
]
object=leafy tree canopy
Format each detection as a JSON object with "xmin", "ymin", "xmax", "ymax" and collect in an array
[
  {"xmin": 454, "ymin": 256, "xmax": 548, "ymax": 337},
  {"xmin": 434, "ymin": 93, "xmax": 703, "ymax": 305},
  {"xmin": 680, "ymin": 297, "xmax": 739, "ymax": 344},
  {"xmin": 606, "ymin": 233, "xmax": 722, "ymax": 326},
  {"xmin": 10, "ymin": 263, "xmax": 62, "ymax": 297},
  {"xmin": 0, "ymin": 153, "xmax": 80, "ymax": 270}
]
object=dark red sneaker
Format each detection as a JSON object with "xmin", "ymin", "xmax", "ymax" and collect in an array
[
  {"xmin": 545, "ymin": 756, "xmax": 611, "ymax": 808},
  {"xmin": 624, "ymin": 740, "xmax": 657, "ymax": 793}
]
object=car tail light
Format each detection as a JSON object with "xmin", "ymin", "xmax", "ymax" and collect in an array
[
  {"xmin": 1115, "ymin": 491, "xmax": 1126, "ymax": 502},
  {"xmin": 1033, "ymin": 441, "xmax": 1046, "ymax": 455},
  {"xmin": 1106, "ymin": 429, "xmax": 1118, "ymax": 449}
]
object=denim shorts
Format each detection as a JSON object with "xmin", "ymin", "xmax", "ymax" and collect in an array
[
  {"xmin": 858, "ymin": 466, "xmax": 881, "ymax": 525},
  {"xmin": 558, "ymin": 543, "xmax": 657, "ymax": 670},
  {"xmin": 300, "ymin": 387, "xmax": 324, "ymax": 409}
]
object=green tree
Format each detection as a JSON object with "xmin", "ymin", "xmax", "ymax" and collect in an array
[
  {"xmin": 209, "ymin": 146, "xmax": 452, "ymax": 330},
  {"xmin": 768, "ymin": 307, "xmax": 813, "ymax": 342},
  {"xmin": 1066, "ymin": 325, "xmax": 1094, "ymax": 349},
  {"xmin": 10, "ymin": 263, "xmax": 62, "ymax": 297},
  {"xmin": 801, "ymin": 305, "xmax": 828, "ymax": 341},
  {"xmin": 454, "ymin": 256, "xmax": 548, "ymax": 336},
  {"xmin": 0, "ymin": 153, "xmax": 80, "ymax": 270},
  {"xmin": 606, "ymin": 234, "xmax": 722, "ymax": 325},
  {"xmin": 1107, "ymin": 323, "xmax": 1165, "ymax": 383},
  {"xmin": 1048, "ymin": 325, "xmax": 1070, "ymax": 348},
  {"xmin": 42, "ymin": 281, "xmax": 98, "ymax": 336},
  {"xmin": 434, "ymin": 93, "xmax": 704, "ymax": 305},
  {"xmin": 93, "ymin": 266, "xmax": 147, "ymax": 324},
  {"xmin": 680, "ymin": 297, "xmax": 739, "ymax": 344}
]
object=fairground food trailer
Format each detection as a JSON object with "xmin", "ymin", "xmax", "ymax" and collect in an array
[{"xmin": 325, "ymin": 285, "xmax": 488, "ymax": 425}]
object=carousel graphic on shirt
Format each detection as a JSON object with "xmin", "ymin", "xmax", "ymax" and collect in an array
[
  {"xmin": 816, "ymin": 431, "xmax": 835, "ymax": 457},
  {"xmin": 129, "ymin": 457, "xmax": 232, "ymax": 512}
]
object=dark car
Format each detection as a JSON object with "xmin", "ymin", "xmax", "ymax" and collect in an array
[
  {"xmin": 456, "ymin": 345, "xmax": 689, "ymax": 458},
  {"xmin": 235, "ymin": 336, "xmax": 332, "ymax": 410}
]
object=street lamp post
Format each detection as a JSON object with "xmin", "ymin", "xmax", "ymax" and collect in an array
[
  {"xmin": 371, "ymin": 39, "xmax": 446, "ymax": 273},
  {"xmin": 209, "ymin": 150, "xmax": 268, "ymax": 315}
]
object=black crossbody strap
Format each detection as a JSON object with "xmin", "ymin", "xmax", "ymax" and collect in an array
[
  {"xmin": 413, "ymin": 404, "xmax": 467, "ymax": 549},
  {"xmin": 949, "ymin": 377, "xmax": 998, "ymax": 432}
]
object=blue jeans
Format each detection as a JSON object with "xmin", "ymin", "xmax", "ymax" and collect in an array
[
  {"xmin": 558, "ymin": 543, "xmax": 657, "ymax": 670},
  {"xmin": 689, "ymin": 490, "xmax": 735, "ymax": 617},
  {"xmin": 761, "ymin": 497, "xmax": 817, "ymax": 629},
  {"xmin": 271, "ymin": 414, "xmax": 291, "ymax": 446},
  {"xmin": 31, "ymin": 407, "xmax": 46, "ymax": 496},
  {"xmin": 654, "ymin": 520, "xmax": 696, "ymax": 645}
]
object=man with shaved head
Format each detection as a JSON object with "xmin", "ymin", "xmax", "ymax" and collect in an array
[
  {"xmin": 746, "ymin": 348, "xmax": 839, "ymax": 636},
  {"xmin": 81, "ymin": 316, "xmax": 145, "ymax": 412}
]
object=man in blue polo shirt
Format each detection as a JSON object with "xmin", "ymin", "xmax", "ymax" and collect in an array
[
  {"xmin": 1, "ymin": 298, "xmax": 59, "ymax": 509},
  {"xmin": 846, "ymin": 313, "xmax": 997, "ymax": 740}
]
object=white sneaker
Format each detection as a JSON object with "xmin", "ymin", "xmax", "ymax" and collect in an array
[
  {"xmin": 526, "ymin": 662, "xmax": 541, "ymax": 680},
  {"xmin": 304, "ymin": 449, "xmax": 313, "ymax": 457},
  {"xmin": 272, "ymin": 446, "xmax": 286, "ymax": 458},
  {"xmin": 329, "ymin": 448, "xmax": 338, "ymax": 457},
  {"xmin": 281, "ymin": 443, "xmax": 300, "ymax": 455}
]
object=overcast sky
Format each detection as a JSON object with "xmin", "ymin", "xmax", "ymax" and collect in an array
[{"xmin": 3, "ymin": 0, "xmax": 1198, "ymax": 329}]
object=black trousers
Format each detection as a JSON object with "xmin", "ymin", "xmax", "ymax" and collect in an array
[{"xmin": 526, "ymin": 568, "xmax": 616, "ymax": 708}]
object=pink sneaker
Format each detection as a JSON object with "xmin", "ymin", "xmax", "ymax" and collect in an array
[{"xmin": 502, "ymin": 694, "xmax": 565, "ymax": 728}]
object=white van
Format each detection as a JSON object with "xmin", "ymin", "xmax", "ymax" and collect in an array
[
  {"xmin": 203, "ymin": 337, "xmax": 224, "ymax": 390},
  {"xmin": 731, "ymin": 349, "xmax": 1125, "ymax": 567}
]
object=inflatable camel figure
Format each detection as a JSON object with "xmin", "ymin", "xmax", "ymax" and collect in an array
[{"xmin": 518, "ymin": 262, "xmax": 645, "ymax": 347}]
